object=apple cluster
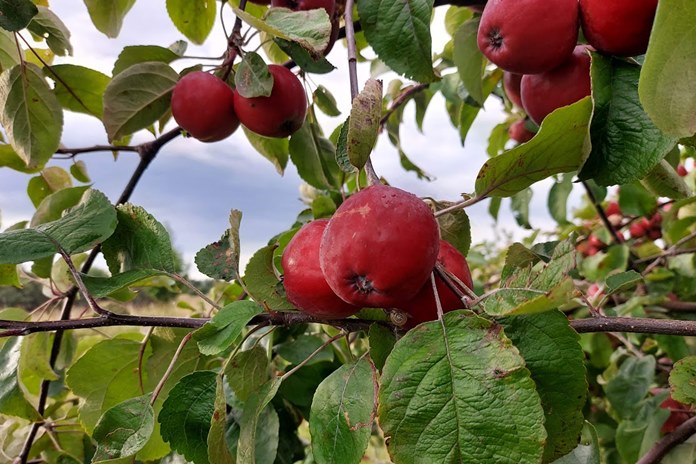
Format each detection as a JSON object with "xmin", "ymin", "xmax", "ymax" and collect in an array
[
  {"xmin": 170, "ymin": 0, "xmax": 339, "ymax": 143},
  {"xmin": 281, "ymin": 184, "xmax": 474, "ymax": 328},
  {"xmin": 478, "ymin": 0, "xmax": 658, "ymax": 125}
]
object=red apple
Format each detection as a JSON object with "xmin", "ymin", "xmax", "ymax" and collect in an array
[
  {"xmin": 320, "ymin": 184, "xmax": 440, "ymax": 309},
  {"xmin": 171, "ymin": 71, "xmax": 239, "ymax": 142},
  {"xmin": 629, "ymin": 218, "xmax": 651, "ymax": 239},
  {"xmin": 282, "ymin": 219, "xmax": 361, "ymax": 318},
  {"xmin": 579, "ymin": 0, "xmax": 657, "ymax": 57},
  {"xmin": 520, "ymin": 45, "xmax": 592, "ymax": 124},
  {"xmin": 477, "ymin": 0, "xmax": 579, "ymax": 74},
  {"xmin": 399, "ymin": 240, "xmax": 473, "ymax": 329},
  {"xmin": 233, "ymin": 64, "xmax": 307, "ymax": 138},
  {"xmin": 587, "ymin": 283, "xmax": 601, "ymax": 298},
  {"xmin": 508, "ymin": 119, "xmax": 534, "ymax": 143},
  {"xmin": 678, "ymin": 164, "xmax": 688, "ymax": 177},
  {"xmin": 605, "ymin": 201, "xmax": 621, "ymax": 217},
  {"xmin": 271, "ymin": 0, "xmax": 335, "ymax": 16},
  {"xmin": 503, "ymin": 72, "xmax": 523, "ymax": 108},
  {"xmin": 660, "ymin": 394, "xmax": 693, "ymax": 434}
]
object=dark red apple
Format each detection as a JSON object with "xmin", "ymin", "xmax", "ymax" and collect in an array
[
  {"xmin": 629, "ymin": 218, "xmax": 650, "ymax": 239},
  {"xmin": 399, "ymin": 240, "xmax": 473, "ymax": 329},
  {"xmin": 579, "ymin": 0, "xmax": 657, "ymax": 56},
  {"xmin": 605, "ymin": 201, "xmax": 621, "ymax": 217},
  {"xmin": 319, "ymin": 184, "xmax": 440, "ymax": 309},
  {"xmin": 508, "ymin": 119, "xmax": 534, "ymax": 143},
  {"xmin": 520, "ymin": 45, "xmax": 592, "ymax": 124},
  {"xmin": 503, "ymin": 72, "xmax": 523, "ymax": 108},
  {"xmin": 271, "ymin": 0, "xmax": 335, "ymax": 16},
  {"xmin": 233, "ymin": 64, "xmax": 307, "ymax": 138},
  {"xmin": 282, "ymin": 219, "xmax": 361, "ymax": 318},
  {"xmin": 477, "ymin": 0, "xmax": 579, "ymax": 74},
  {"xmin": 678, "ymin": 164, "xmax": 688, "ymax": 177},
  {"xmin": 171, "ymin": 71, "xmax": 239, "ymax": 142}
]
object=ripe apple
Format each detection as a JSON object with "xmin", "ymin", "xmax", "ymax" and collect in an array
[
  {"xmin": 520, "ymin": 45, "xmax": 592, "ymax": 124},
  {"xmin": 477, "ymin": 0, "xmax": 579, "ymax": 74},
  {"xmin": 399, "ymin": 240, "xmax": 473, "ymax": 329},
  {"xmin": 233, "ymin": 64, "xmax": 307, "ymax": 138},
  {"xmin": 282, "ymin": 219, "xmax": 362, "ymax": 318},
  {"xmin": 271, "ymin": 0, "xmax": 335, "ymax": 16},
  {"xmin": 605, "ymin": 201, "xmax": 621, "ymax": 217},
  {"xmin": 678, "ymin": 164, "xmax": 688, "ymax": 177},
  {"xmin": 171, "ymin": 71, "xmax": 239, "ymax": 143},
  {"xmin": 508, "ymin": 119, "xmax": 534, "ymax": 143},
  {"xmin": 629, "ymin": 218, "xmax": 651, "ymax": 239},
  {"xmin": 503, "ymin": 72, "xmax": 523, "ymax": 108},
  {"xmin": 320, "ymin": 184, "xmax": 440, "ymax": 309},
  {"xmin": 579, "ymin": 0, "xmax": 657, "ymax": 56}
]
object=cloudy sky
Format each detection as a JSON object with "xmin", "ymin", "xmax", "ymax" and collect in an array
[{"xmin": 0, "ymin": 2, "xmax": 574, "ymax": 278}]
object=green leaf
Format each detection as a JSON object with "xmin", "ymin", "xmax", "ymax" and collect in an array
[
  {"xmin": 0, "ymin": 338, "xmax": 41, "ymax": 420},
  {"xmin": 231, "ymin": 6, "xmax": 330, "ymax": 57},
  {"xmin": 242, "ymin": 127, "xmax": 289, "ymax": 174},
  {"xmin": 102, "ymin": 203, "xmax": 177, "ymax": 274},
  {"xmin": 82, "ymin": 268, "xmax": 164, "ymax": 298},
  {"xmin": 444, "ymin": 6, "xmax": 473, "ymax": 36},
  {"xmin": 313, "ymin": 85, "xmax": 340, "ymax": 117},
  {"xmin": 605, "ymin": 271, "xmax": 643, "ymax": 296},
  {"xmin": 235, "ymin": 51, "xmax": 273, "ymax": 98},
  {"xmin": 237, "ymin": 378, "xmax": 282, "ymax": 464},
  {"xmin": 639, "ymin": 0, "xmax": 696, "ymax": 137},
  {"xmin": 579, "ymin": 245, "xmax": 630, "ymax": 282},
  {"xmin": 48, "ymin": 64, "xmax": 109, "ymax": 119},
  {"xmin": 195, "ymin": 210, "xmax": 243, "ymax": 281},
  {"xmin": 551, "ymin": 423, "xmax": 600, "ymax": 464},
  {"xmin": 0, "ymin": 189, "xmax": 117, "ymax": 264},
  {"xmin": 580, "ymin": 54, "xmax": 678, "ymax": 186},
  {"xmin": 289, "ymin": 118, "xmax": 342, "ymax": 190},
  {"xmin": 615, "ymin": 394, "xmax": 668, "ymax": 463},
  {"xmin": 208, "ymin": 376, "xmax": 234, "ymax": 464},
  {"xmin": 166, "ymin": 0, "xmax": 215, "ymax": 45},
  {"xmin": 347, "ymin": 78, "xmax": 382, "ymax": 170},
  {"xmin": 92, "ymin": 395, "xmax": 154, "ymax": 463},
  {"xmin": 453, "ymin": 18, "xmax": 483, "ymax": 105},
  {"xmin": 18, "ymin": 332, "xmax": 58, "ymax": 385},
  {"xmin": 368, "ymin": 323, "xmax": 395, "ymax": 372},
  {"xmin": 0, "ymin": 29, "xmax": 20, "ymax": 72},
  {"xmin": 28, "ymin": 165, "xmax": 72, "ymax": 208},
  {"xmin": 224, "ymin": 346, "xmax": 269, "ymax": 402},
  {"xmin": 275, "ymin": 38, "xmax": 336, "ymax": 74},
  {"xmin": 357, "ymin": 0, "xmax": 436, "ymax": 82},
  {"xmin": 511, "ymin": 187, "xmax": 533, "ymax": 229},
  {"xmin": 640, "ymin": 159, "xmax": 692, "ymax": 200},
  {"xmin": 379, "ymin": 311, "xmax": 546, "ymax": 463},
  {"xmin": 501, "ymin": 311, "xmax": 587, "ymax": 462},
  {"xmin": 27, "ymin": 6, "xmax": 72, "ymax": 56},
  {"xmin": 113, "ymin": 44, "xmax": 184, "ymax": 75},
  {"xmin": 159, "ymin": 371, "xmax": 217, "ymax": 464},
  {"xmin": 310, "ymin": 358, "xmax": 376, "ymax": 464},
  {"xmin": 102, "ymin": 61, "xmax": 178, "ymax": 141},
  {"xmin": 66, "ymin": 338, "xmax": 147, "ymax": 432},
  {"xmin": 618, "ymin": 182, "xmax": 657, "ymax": 217},
  {"xmin": 0, "ymin": 0, "xmax": 38, "ymax": 31},
  {"xmin": 277, "ymin": 335, "xmax": 334, "ymax": 366},
  {"xmin": 548, "ymin": 173, "xmax": 573, "ymax": 225},
  {"xmin": 335, "ymin": 117, "xmax": 352, "ymax": 173},
  {"xmin": 475, "ymin": 97, "xmax": 592, "ymax": 198},
  {"xmin": 669, "ymin": 356, "xmax": 696, "ymax": 405},
  {"xmin": 603, "ymin": 356, "xmax": 656, "ymax": 420},
  {"xmin": 30, "ymin": 185, "xmax": 90, "ymax": 227},
  {"xmin": 243, "ymin": 244, "xmax": 294, "ymax": 310},
  {"xmin": 83, "ymin": 0, "xmax": 136, "ymax": 38},
  {"xmin": 193, "ymin": 300, "xmax": 263, "ymax": 356},
  {"xmin": 0, "ymin": 263, "xmax": 20, "ymax": 286},
  {"xmin": 459, "ymin": 70, "xmax": 502, "ymax": 145},
  {"xmin": 0, "ymin": 62, "xmax": 63, "ymax": 169},
  {"xmin": 0, "ymin": 143, "xmax": 40, "ymax": 173},
  {"xmin": 434, "ymin": 201, "xmax": 471, "ymax": 257},
  {"xmin": 485, "ymin": 240, "xmax": 577, "ymax": 316},
  {"xmin": 70, "ymin": 159, "xmax": 90, "ymax": 183}
]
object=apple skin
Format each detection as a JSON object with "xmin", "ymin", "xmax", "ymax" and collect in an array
[
  {"xmin": 399, "ymin": 240, "xmax": 473, "ymax": 329},
  {"xmin": 233, "ymin": 64, "xmax": 307, "ymax": 138},
  {"xmin": 282, "ymin": 219, "xmax": 362, "ymax": 318},
  {"xmin": 605, "ymin": 201, "xmax": 621, "ymax": 217},
  {"xmin": 579, "ymin": 0, "xmax": 657, "ymax": 57},
  {"xmin": 477, "ymin": 0, "xmax": 579, "ymax": 74},
  {"xmin": 320, "ymin": 184, "xmax": 440, "ymax": 309},
  {"xmin": 678, "ymin": 164, "xmax": 688, "ymax": 177},
  {"xmin": 171, "ymin": 71, "xmax": 239, "ymax": 143},
  {"xmin": 271, "ymin": 0, "xmax": 335, "ymax": 16},
  {"xmin": 503, "ymin": 72, "xmax": 523, "ymax": 108},
  {"xmin": 520, "ymin": 45, "xmax": 592, "ymax": 124},
  {"xmin": 508, "ymin": 119, "xmax": 534, "ymax": 143}
]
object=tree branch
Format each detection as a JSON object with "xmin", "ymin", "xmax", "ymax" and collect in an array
[
  {"xmin": 570, "ymin": 316, "xmax": 696, "ymax": 336},
  {"xmin": 636, "ymin": 415, "xmax": 696, "ymax": 464}
]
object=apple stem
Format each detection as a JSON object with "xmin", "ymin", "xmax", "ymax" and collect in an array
[{"xmin": 344, "ymin": 0, "xmax": 380, "ymax": 186}]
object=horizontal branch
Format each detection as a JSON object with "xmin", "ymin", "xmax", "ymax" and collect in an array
[{"xmin": 570, "ymin": 316, "xmax": 696, "ymax": 336}]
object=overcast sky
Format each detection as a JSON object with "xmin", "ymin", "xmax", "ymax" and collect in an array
[{"xmin": 0, "ymin": 2, "xmax": 576, "ymax": 278}]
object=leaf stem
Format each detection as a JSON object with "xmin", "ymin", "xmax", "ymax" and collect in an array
[
  {"xmin": 280, "ymin": 331, "xmax": 346, "ymax": 380},
  {"xmin": 150, "ymin": 332, "xmax": 193, "ymax": 405}
]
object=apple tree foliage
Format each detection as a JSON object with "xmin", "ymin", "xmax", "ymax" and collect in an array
[{"xmin": 0, "ymin": 0, "xmax": 696, "ymax": 463}]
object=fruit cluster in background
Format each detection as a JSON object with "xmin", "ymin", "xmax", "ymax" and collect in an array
[
  {"xmin": 478, "ymin": 0, "xmax": 658, "ymax": 142},
  {"xmin": 171, "ymin": 0, "xmax": 340, "ymax": 143},
  {"xmin": 281, "ymin": 184, "xmax": 473, "ymax": 328}
]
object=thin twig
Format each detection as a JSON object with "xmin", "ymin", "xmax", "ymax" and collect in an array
[
  {"xmin": 380, "ymin": 83, "xmax": 429, "ymax": 128},
  {"xmin": 167, "ymin": 273, "xmax": 222, "ymax": 311},
  {"xmin": 636, "ymin": 415, "xmax": 696, "ymax": 464},
  {"xmin": 281, "ymin": 331, "xmax": 346, "ymax": 380},
  {"xmin": 433, "ymin": 195, "xmax": 485, "ymax": 217},
  {"xmin": 150, "ymin": 332, "xmax": 193, "ymax": 405},
  {"xmin": 581, "ymin": 181, "xmax": 625, "ymax": 246},
  {"xmin": 641, "ymin": 230, "xmax": 696, "ymax": 275}
]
